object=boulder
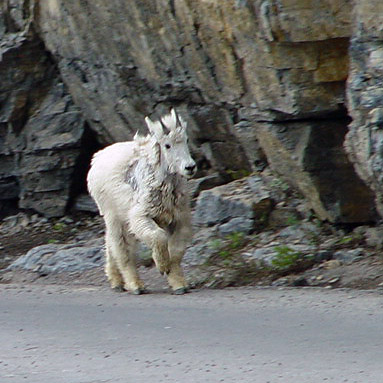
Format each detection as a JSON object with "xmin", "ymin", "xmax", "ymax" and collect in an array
[
  {"xmin": 333, "ymin": 249, "xmax": 364, "ymax": 265},
  {"xmin": 193, "ymin": 175, "xmax": 273, "ymax": 229},
  {"xmin": 7, "ymin": 242, "xmax": 104, "ymax": 274},
  {"xmin": 364, "ymin": 227, "xmax": 383, "ymax": 249},
  {"xmin": 218, "ymin": 217, "xmax": 254, "ymax": 236}
]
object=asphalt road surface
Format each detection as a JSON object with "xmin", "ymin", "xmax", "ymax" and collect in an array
[{"xmin": 1, "ymin": 284, "xmax": 382, "ymax": 383}]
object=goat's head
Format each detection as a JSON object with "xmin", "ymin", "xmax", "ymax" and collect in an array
[{"xmin": 145, "ymin": 108, "xmax": 197, "ymax": 179}]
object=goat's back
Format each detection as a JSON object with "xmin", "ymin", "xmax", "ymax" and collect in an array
[{"xmin": 87, "ymin": 141, "xmax": 137, "ymax": 215}]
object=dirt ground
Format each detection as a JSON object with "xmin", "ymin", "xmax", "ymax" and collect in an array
[{"xmin": 1, "ymin": 212, "xmax": 383, "ymax": 292}]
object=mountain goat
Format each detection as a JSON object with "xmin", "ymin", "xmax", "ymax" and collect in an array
[{"xmin": 87, "ymin": 109, "xmax": 196, "ymax": 295}]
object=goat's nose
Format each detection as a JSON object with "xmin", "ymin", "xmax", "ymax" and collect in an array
[{"xmin": 185, "ymin": 164, "xmax": 196, "ymax": 173}]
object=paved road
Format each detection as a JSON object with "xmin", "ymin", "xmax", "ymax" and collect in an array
[{"xmin": 1, "ymin": 284, "xmax": 383, "ymax": 383}]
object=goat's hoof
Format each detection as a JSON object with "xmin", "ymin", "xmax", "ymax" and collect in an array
[
  {"xmin": 132, "ymin": 288, "xmax": 148, "ymax": 295},
  {"xmin": 173, "ymin": 287, "xmax": 189, "ymax": 295},
  {"xmin": 158, "ymin": 266, "xmax": 171, "ymax": 276},
  {"xmin": 112, "ymin": 286, "xmax": 126, "ymax": 293}
]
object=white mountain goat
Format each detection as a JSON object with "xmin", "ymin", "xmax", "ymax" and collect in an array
[{"xmin": 87, "ymin": 109, "xmax": 196, "ymax": 295}]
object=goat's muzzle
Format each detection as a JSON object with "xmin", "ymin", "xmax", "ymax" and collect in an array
[{"xmin": 185, "ymin": 164, "xmax": 197, "ymax": 178}]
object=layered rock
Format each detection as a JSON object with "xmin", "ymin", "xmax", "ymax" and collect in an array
[
  {"xmin": 38, "ymin": 0, "xmax": 254, "ymax": 177},
  {"xmin": 256, "ymin": 120, "xmax": 377, "ymax": 223},
  {"xmin": 0, "ymin": 0, "xmax": 88, "ymax": 217},
  {"xmin": 345, "ymin": 0, "xmax": 383, "ymax": 217},
  {"xmin": 0, "ymin": 0, "xmax": 380, "ymax": 223},
  {"xmin": 37, "ymin": 0, "xmax": 351, "ymax": 123}
]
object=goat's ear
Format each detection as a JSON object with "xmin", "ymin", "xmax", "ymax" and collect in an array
[{"xmin": 145, "ymin": 117, "xmax": 163, "ymax": 140}]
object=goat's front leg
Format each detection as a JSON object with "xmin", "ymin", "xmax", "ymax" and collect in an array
[
  {"xmin": 128, "ymin": 210, "xmax": 170, "ymax": 275},
  {"xmin": 104, "ymin": 218, "xmax": 145, "ymax": 294},
  {"xmin": 167, "ymin": 214, "xmax": 193, "ymax": 294}
]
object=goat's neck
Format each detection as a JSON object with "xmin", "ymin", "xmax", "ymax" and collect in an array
[
  {"xmin": 155, "ymin": 161, "xmax": 176, "ymax": 186},
  {"xmin": 156, "ymin": 149, "xmax": 176, "ymax": 182},
  {"xmin": 142, "ymin": 142, "xmax": 180, "ymax": 187}
]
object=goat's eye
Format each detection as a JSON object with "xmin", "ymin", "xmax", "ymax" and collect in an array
[{"xmin": 165, "ymin": 144, "xmax": 171, "ymax": 149}]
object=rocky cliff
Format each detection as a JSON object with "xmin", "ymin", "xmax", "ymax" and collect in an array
[{"xmin": 0, "ymin": 0, "xmax": 381, "ymax": 223}]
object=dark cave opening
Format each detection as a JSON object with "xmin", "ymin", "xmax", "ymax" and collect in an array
[
  {"xmin": 67, "ymin": 124, "xmax": 103, "ymax": 213},
  {"xmin": 0, "ymin": 198, "xmax": 19, "ymax": 219}
]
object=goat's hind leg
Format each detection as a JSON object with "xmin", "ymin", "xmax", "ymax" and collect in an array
[
  {"xmin": 105, "ymin": 246, "xmax": 124, "ymax": 291},
  {"xmin": 116, "ymin": 234, "xmax": 147, "ymax": 294},
  {"xmin": 167, "ymin": 230, "xmax": 190, "ymax": 295}
]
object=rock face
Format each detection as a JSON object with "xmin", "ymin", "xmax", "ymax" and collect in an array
[
  {"xmin": 0, "ymin": 0, "xmax": 381, "ymax": 223},
  {"xmin": 345, "ymin": 0, "xmax": 383, "ymax": 217},
  {"xmin": 0, "ymin": 1, "xmax": 90, "ymax": 217},
  {"xmin": 256, "ymin": 120, "xmax": 377, "ymax": 223},
  {"xmin": 37, "ymin": 0, "xmax": 351, "ymax": 129}
]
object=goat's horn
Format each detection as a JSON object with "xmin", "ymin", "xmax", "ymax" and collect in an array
[
  {"xmin": 172, "ymin": 108, "xmax": 183, "ymax": 129},
  {"xmin": 158, "ymin": 117, "xmax": 170, "ymax": 134}
]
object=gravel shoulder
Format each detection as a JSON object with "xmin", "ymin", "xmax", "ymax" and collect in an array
[{"xmin": 1, "ymin": 212, "xmax": 383, "ymax": 292}]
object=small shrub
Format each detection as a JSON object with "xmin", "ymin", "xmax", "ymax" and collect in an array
[
  {"xmin": 205, "ymin": 232, "xmax": 248, "ymax": 268},
  {"xmin": 338, "ymin": 236, "xmax": 353, "ymax": 245},
  {"xmin": 226, "ymin": 169, "xmax": 252, "ymax": 180},
  {"xmin": 286, "ymin": 215, "xmax": 300, "ymax": 226},
  {"xmin": 271, "ymin": 245, "xmax": 302, "ymax": 271},
  {"xmin": 53, "ymin": 222, "xmax": 66, "ymax": 231},
  {"xmin": 208, "ymin": 239, "xmax": 223, "ymax": 250},
  {"xmin": 218, "ymin": 249, "xmax": 231, "ymax": 259},
  {"xmin": 225, "ymin": 232, "xmax": 246, "ymax": 250}
]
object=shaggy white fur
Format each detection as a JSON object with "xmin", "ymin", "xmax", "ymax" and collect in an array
[{"xmin": 87, "ymin": 109, "xmax": 196, "ymax": 294}]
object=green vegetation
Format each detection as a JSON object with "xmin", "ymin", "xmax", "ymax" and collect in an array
[
  {"xmin": 285, "ymin": 214, "xmax": 300, "ymax": 226},
  {"xmin": 271, "ymin": 245, "xmax": 314, "ymax": 272},
  {"xmin": 203, "ymin": 231, "xmax": 316, "ymax": 288},
  {"xmin": 208, "ymin": 232, "xmax": 247, "ymax": 257},
  {"xmin": 201, "ymin": 232, "xmax": 269, "ymax": 287},
  {"xmin": 53, "ymin": 222, "xmax": 67, "ymax": 231},
  {"xmin": 207, "ymin": 232, "xmax": 248, "ymax": 265},
  {"xmin": 208, "ymin": 238, "xmax": 224, "ymax": 250},
  {"xmin": 226, "ymin": 169, "xmax": 252, "ymax": 180},
  {"xmin": 271, "ymin": 245, "xmax": 302, "ymax": 271},
  {"xmin": 225, "ymin": 232, "xmax": 246, "ymax": 249},
  {"xmin": 337, "ymin": 236, "xmax": 354, "ymax": 245}
]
